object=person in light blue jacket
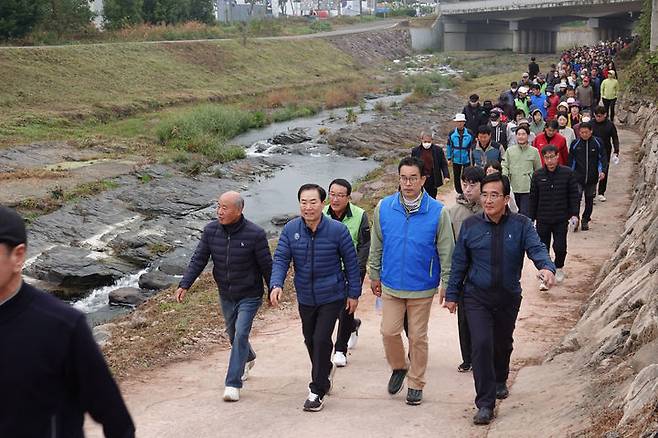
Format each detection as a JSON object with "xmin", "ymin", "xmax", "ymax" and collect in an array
[
  {"xmin": 270, "ymin": 183, "xmax": 361, "ymax": 413},
  {"xmin": 446, "ymin": 113, "xmax": 475, "ymax": 195}
]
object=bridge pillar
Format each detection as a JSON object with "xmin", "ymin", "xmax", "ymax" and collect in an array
[
  {"xmin": 549, "ymin": 31, "xmax": 557, "ymax": 53},
  {"xmin": 531, "ymin": 30, "xmax": 539, "ymax": 53},
  {"xmin": 538, "ymin": 31, "xmax": 547, "ymax": 53},
  {"xmin": 652, "ymin": 0, "xmax": 658, "ymax": 51},
  {"xmin": 442, "ymin": 19, "xmax": 467, "ymax": 51},
  {"xmin": 520, "ymin": 30, "xmax": 529, "ymax": 53},
  {"xmin": 512, "ymin": 30, "xmax": 521, "ymax": 53}
]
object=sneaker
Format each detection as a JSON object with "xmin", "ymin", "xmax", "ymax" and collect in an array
[
  {"xmin": 327, "ymin": 362, "xmax": 336, "ymax": 395},
  {"xmin": 406, "ymin": 388, "xmax": 423, "ymax": 405},
  {"xmin": 347, "ymin": 318, "xmax": 361, "ymax": 350},
  {"xmin": 457, "ymin": 362, "xmax": 472, "ymax": 373},
  {"xmin": 581, "ymin": 221, "xmax": 589, "ymax": 231},
  {"xmin": 333, "ymin": 351, "xmax": 347, "ymax": 368},
  {"xmin": 496, "ymin": 382, "xmax": 509, "ymax": 399},
  {"xmin": 598, "ymin": 194, "xmax": 607, "ymax": 202},
  {"xmin": 223, "ymin": 386, "xmax": 240, "ymax": 402},
  {"xmin": 473, "ymin": 407, "xmax": 494, "ymax": 425},
  {"xmin": 539, "ymin": 280, "xmax": 549, "ymax": 291},
  {"xmin": 556, "ymin": 269, "xmax": 565, "ymax": 283},
  {"xmin": 387, "ymin": 369, "xmax": 407, "ymax": 395},
  {"xmin": 241, "ymin": 358, "xmax": 255, "ymax": 382},
  {"xmin": 303, "ymin": 392, "xmax": 324, "ymax": 412}
]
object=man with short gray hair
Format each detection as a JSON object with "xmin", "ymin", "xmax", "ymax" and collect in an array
[{"xmin": 176, "ymin": 191, "xmax": 273, "ymax": 402}]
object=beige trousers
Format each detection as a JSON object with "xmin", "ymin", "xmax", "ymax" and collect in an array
[{"xmin": 380, "ymin": 293, "xmax": 434, "ymax": 390}]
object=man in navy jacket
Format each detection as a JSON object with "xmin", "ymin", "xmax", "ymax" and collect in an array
[
  {"xmin": 445, "ymin": 173, "xmax": 555, "ymax": 426},
  {"xmin": 0, "ymin": 206, "xmax": 134, "ymax": 438},
  {"xmin": 270, "ymin": 183, "xmax": 361, "ymax": 412},
  {"xmin": 176, "ymin": 191, "xmax": 272, "ymax": 403}
]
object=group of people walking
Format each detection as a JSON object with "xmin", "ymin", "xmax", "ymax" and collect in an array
[{"xmin": 0, "ymin": 42, "xmax": 625, "ymax": 436}]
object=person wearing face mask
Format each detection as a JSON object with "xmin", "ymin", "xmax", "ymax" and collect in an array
[
  {"xmin": 557, "ymin": 114, "xmax": 576, "ymax": 148},
  {"xmin": 501, "ymin": 125, "xmax": 542, "ymax": 216},
  {"xmin": 533, "ymin": 119, "xmax": 569, "ymax": 165},
  {"xmin": 446, "ymin": 113, "xmax": 475, "ymax": 195},
  {"xmin": 572, "ymin": 109, "xmax": 592, "ymax": 139},
  {"xmin": 503, "ymin": 82, "xmax": 518, "ymax": 108},
  {"xmin": 463, "ymin": 94, "xmax": 488, "ymax": 134},
  {"xmin": 488, "ymin": 110, "xmax": 508, "ymax": 149},
  {"xmin": 411, "ymin": 132, "xmax": 450, "ymax": 199}
]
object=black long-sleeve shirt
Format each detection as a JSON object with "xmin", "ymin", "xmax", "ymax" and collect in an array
[
  {"xmin": 592, "ymin": 119, "xmax": 620, "ymax": 155},
  {"xmin": 0, "ymin": 282, "xmax": 135, "ymax": 438}
]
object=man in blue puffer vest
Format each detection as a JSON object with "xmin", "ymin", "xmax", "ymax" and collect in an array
[
  {"xmin": 369, "ymin": 156, "xmax": 455, "ymax": 406},
  {"xmin": 446, "ymin": 113, "xmax": 475, "ymax": 195},
  {"xmin": 270, "ymin": 183, "xmax": 361, "ymax": 412},
  {"xmin": 445, "ymin": 173, "xmax": 555, "ymax": 426}
]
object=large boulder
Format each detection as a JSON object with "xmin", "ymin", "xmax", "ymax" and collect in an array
[
  {"xmin": 25, "ymin": 246, "xmax": 135, "ymax": 290},
  {"xmin": 270, "ymin": 128, "xmax": 312, "ymax": 145},
  {"xmin": 138, "ymin": 271, "xmax": 178, "ymax": 291},
  {"xmin": 109, "ymin": 287, "xmax": 146, "ymax": 307}
]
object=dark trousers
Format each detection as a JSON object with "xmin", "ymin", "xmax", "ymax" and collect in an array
[
  {"xmin": 453, "ymin": 164, "xmax": 465, "ymax": 194},
  {"xmin": 536, "ymin": 221, "xmax": 568, "ymax": 269},
  {"xmin": 334, "ymin": 306, "xmax": 356, "ymax": 354},
  {"xmin": 465, "ymin": 295, "xmax": 521, "ymax": 410},
  {"xmin": 602, "ymin": 97, "xmax": 617, "ymax": 122},
  {"xmin": 514, "ymin": 192, "xmax": 530, "ymax": 217},
  {"xmin": 299, "ymin": 299, "xmax": 343, "ymax": 398},
  {"xmin": 578, "ymin": 182, "xmax": 597, "ymax": 222},
  {"xmin": 424, "ymin": 180, "xmax": 438, "ymax": 199},
  {"xmin": 598, "ymin": 147, "xmax": 613, "ymax": 196},
  {"xmin": 458, "ymin": 297, "xmax": 471, "ymax": 364}
]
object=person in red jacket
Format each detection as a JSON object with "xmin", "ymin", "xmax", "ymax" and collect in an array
[
  {"xmin": 533, "ymin": 120, "xmax": 568, "ymax": 166},
  {"xmin": 545, "ymin": 85, "xmax": 560, "ymax": 121}
]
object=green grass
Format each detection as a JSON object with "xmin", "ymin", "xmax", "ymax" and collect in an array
[
  {"xmin": 271, "ymin": 104, "xmax": 321, "ymax": 122},
  {"xmin": 0, "ymin": 39, "xmax": 363, "ymax": 144}
]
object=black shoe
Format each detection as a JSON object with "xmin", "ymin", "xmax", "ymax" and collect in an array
[
  {"xmin": 496, "ymin": 382, "xmax": 509, "ymax": 399},
  {"xmin": 387, "ymin": 369, "xmax": 407, "ymax": 395},
  {"xmin": 406, "ymin": 388, "xmax": 423, "ymax": 405},
  {"xmin": 581, "ymin": 221, "xmax": 589, "ymax": 231},
  {"xmin": 473, "ymin": 407, "xmax": 494, "ymax": 425},
  {"xmin": 457, "ymin": 362, "xmax": 472, "ymax": 373},
  {"xmin": 303, "ymin": 392, "xmax": 324, "ymax": 412}
]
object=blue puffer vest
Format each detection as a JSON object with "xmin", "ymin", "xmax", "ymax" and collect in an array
[{"xmin": 379, "ymin": 192, "xmax": 443, "ymax": 291}]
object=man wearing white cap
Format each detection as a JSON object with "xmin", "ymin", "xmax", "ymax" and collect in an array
[
  {"xmin": 514, "ymin": 87, "xmax": 530, "ymax": 118},
  {"xmin": 446, "ymin": 113, "xmax": 474, "ymax": 194}
]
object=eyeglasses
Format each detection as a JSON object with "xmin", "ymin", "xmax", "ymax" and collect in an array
[
  {"xmin": 480, "ymin": 193, "xmax": 505, "ymax": 201},
  {"xmin": 543, "ymin": 154, "xmax": 559, "ymax": 160},
  {"xmin": 329, "ymin": 192, "xmax": 348, "ymax": 199},
  {"xmin": 399, "ymin": 176, "xmax": 420, "ymax": 184}
]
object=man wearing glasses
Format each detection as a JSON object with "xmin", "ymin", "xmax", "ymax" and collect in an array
[
  {"xmin": 445, "ymin": 173, "xmax": 555, "ymax": 425},
  {"xmin": 323, "ymin": 178, "xmax": 371, "ymax": 367},
  {"xmin": 529, "ymin": 145, "xmax": 581, "ymax": 287},
  {"xmin": 369, "ymin": 156, "xmax": 455, "ymax": 406}
]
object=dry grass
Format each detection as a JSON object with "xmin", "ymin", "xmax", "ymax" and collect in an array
[{"xmin": 0, "ymin": 168, "xmax": 69, "ymax": 180}]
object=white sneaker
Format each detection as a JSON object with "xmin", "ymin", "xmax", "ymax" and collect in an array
[
  {"xmin": 347, "ymin": 318, "xmax": 361, "ymax": 350},
  {"xmin": 333, "ymin": 351, "xmax": 347, "ymax": 367},
  {"xmin": 223, "ymin": 386, "xmax": 240, "ymax": 402},
  {"xmin": 598, "ymin": 194, "xmax": 607, "ymax": 202},
  {"xmin": 556, "ymin": 269, "xmax": 565, "ymax": 283},
  {"xmin": 539, "ymin": 280, "xmax": 549, "ymax": 291},
  {"xmin": 242, "ymin": 358, "xmax": 255, "ymax": 382}
]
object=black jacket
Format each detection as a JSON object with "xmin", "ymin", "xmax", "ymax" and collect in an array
[
  {"xmin": 180, "ymin": 215, "xmax": 273, "ymax": 301},
  {"xmin": 0, "ymin": 282, "xmax": 135, "ymax": 438},
  {"xmin": 592, "ymin": 119, "xmax": 620, "ymax": 155},
  {"xmin": 569, "ymin": 137, "xmax": 608, "ymax": 186},
  {"xmin": 462, "ymin": 104, "xmax": 488, "ymax": 134},
  {"xmin": 528, "ymin": 61, "xmax": 540, "ymax": 79},
  {"xmin": 411, "ymin": 143, "xmax": 450, "ymax": 188},
  {"xmin": 489, "ymin": 122, "xmax": 509, "ymax": 149},
  {"xmin": 528, "ymin": 165, "xmax": 581, "ymax": 223}
]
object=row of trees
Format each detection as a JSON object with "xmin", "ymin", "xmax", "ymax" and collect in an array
[
  {"xmin": 104, "ymin": 0, "xmax": 215, "ymax": 29},
  {"xmin": 0, "ymin": 0, "xmax": 216, "ymax": 40}
]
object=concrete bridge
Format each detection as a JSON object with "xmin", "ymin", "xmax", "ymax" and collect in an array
[{"xmin": 435, "ymin": 0, "xmax": 644, "ymax": 53}]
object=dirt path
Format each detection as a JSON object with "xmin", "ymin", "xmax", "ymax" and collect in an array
[{"xmin": 86, "ymin": 129, "xmax": 637, "ymax": 437}]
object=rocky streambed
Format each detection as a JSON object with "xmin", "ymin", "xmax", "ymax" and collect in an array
[{"xmin": 5, "ymin": 89, "xmax": 465, "ymax": 325}]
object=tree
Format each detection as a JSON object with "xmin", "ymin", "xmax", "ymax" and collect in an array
[
  {"xmin": 42, "ymin": 0, "xmax": 95, "ymax": 35},
  {"xmin": 0, "ymin": 0, "xmax": 47, "ymax": 39},
  {"xmin": 189, "ymin": 0, "xmax": 215, "ymax": 24},
  {"xmin": 103, "ymin": 0, "xmax": 144, "ymax": 29},
  {"xmin": 143, "ymin": 0, "xmax": 189, "ymax": 24}
]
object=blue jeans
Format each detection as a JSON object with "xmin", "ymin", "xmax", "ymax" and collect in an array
[{"xmin": 220, "ymin": 296, "xmax": 261, "ymax": 388}]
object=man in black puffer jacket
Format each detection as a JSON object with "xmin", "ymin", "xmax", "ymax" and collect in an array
[
  {"xmin": 176, "ymin": 191, "xmax": 272, "ymax": 403},
  {"xmin": 529, "ymin": 145, "xmax": 581, "ymax": 287}
]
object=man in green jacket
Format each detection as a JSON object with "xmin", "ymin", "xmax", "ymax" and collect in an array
[
  {"xmin": 502, "ymin": 125, "xmax": 542, "ymax": 216},
  {"xmin": 323, "ymin": 178, "xmax": 370, "ymax": 368}
]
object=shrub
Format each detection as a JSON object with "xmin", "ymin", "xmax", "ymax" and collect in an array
[{"xmin": 309, "ymin": 21, "xmax": 332, "ymax": 32}]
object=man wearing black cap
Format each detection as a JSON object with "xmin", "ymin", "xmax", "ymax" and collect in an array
[
  {"xmin": 0, "ymin": 206, "xmax": 135, "ymax": 438},
  {"xmin": 488, "ymin": 110, "xmax": 508, "ymax": 150},
  {"xmin": 463, "ymin": 94, "xmax": 488, "ymax": 135}
]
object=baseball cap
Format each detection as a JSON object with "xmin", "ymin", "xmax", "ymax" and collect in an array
[{"xmin": 0, "ymin": 206, "xmax": 27, "ymax": 247}]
